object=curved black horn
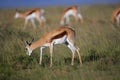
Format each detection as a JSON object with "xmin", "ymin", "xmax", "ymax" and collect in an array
[
  {"xmin": 15, "ymin": 9, "xmax": 18, "ymax": 12},
  {"xmin": 26, "ymin": 41, "xmax": 29, "ymax": 45},
  {"xmin": 31, "ymin": 37, "xmax": 34, "ymax": 42},
  {"xmin": 15, "ymin": 9, "xmax": 20, "ymax": 12}
]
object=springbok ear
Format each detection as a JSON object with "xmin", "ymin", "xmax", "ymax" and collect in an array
[
  {"xmin": 26, "ymin": 41, "xmax": 32, "ymax": 46},
  {"xmin": 15, "ymin": 9, "xmax": 20, "ymax": 13},
  {"xmin": 24, "ymin": 41, "xmax": 29, "ymax": 45}
]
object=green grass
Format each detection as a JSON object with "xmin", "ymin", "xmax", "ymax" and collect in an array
[{"xmin": 0, "ymin": 4, "xmax": 120, "ymax": 80}]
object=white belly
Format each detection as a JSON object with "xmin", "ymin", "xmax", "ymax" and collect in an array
[
  {"xmin": 65, "ymin": 10, "xmax": 75, "ymax": 17},
  {"xmin": 53, "ymin": 35, "xmax": 67, "ymax": 45},
  {"xmin": 26, "ymin": 13, "xmax": 37, "ymax": 19},
  {"xmin": 42, "ymin": 35, "xmax": 67, "ymax": 47}
]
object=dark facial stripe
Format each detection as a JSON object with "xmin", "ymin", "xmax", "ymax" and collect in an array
[{"xmin": 117, "ymin": 11, "xmax": 120, "ymax": 16}]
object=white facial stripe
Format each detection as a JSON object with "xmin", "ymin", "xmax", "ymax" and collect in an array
[{"xmin": 26, "ymin": 46, "xmax": 32, "ymax": 56}]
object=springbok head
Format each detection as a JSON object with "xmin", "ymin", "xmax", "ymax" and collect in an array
[
  {"xmin": 14, "ymin": 9, "xmax": 20, "ymax": 19},
  {"xmin": 25, "ymin": 38, "xmax": 34, "ymax": 56}
]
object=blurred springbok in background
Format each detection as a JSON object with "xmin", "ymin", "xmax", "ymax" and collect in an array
[
  {"xmin": 111, "ymin": 8, "xmax": 120, "ymax": 26},
  {"xmin": 14, "ymin": 8, "xmax": 46, "ymax": 29},
  {"xmin": 60, "ymin": 5, "xmax": 83, "ymax": 25}
]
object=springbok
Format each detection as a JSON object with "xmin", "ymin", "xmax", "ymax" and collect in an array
[
  {"xmin": 25, "ymin": 26, "xmax": 82, "ymax": 67},
  {"xmin": 60, "ymin": 5, "xmax": 83, "ymax": 25},
  {"xmin": 111, "ymin": 8, "xmax": 120, "ymax": 25},
  {"xmin": 14, "ymin": 8, "xmax": 46, "ymax": 29}
]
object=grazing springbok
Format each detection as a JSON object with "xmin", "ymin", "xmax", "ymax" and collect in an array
[
  {"xmin": 60, "ymin": 5, "xmax": 83, "ymax": 25},
  {"xmin": 14, "ymin": 8, "xmax": 46, "ymax": 29},
  {"xmin": 25, "ymin": 26, "xmax": 82, "ymax": 67},
  {"xmin": 111, "ymin": 8, "xmax": 120, "ymax": 25}
]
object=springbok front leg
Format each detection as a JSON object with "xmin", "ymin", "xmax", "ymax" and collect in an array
[
  {"xmin": 39, "ymin": 47, "xmax": 44, "ymax": 65},
  {"xmin": 24, "ymin": 19, "xmax": 28, "ymax": 29},
  {"xmin": 49, "ymin": 43, "xmax": 53, "ymax": 67}
]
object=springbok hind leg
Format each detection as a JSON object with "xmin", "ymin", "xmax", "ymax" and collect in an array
[
  {"xmin": 67, "ymin": 44, "xmax": 75, "ymax": 65},
  {"xmin": 76, "ymin": 46, "xmax": 82, "ymax": 65},
  {"xmin": 36, "ymin": 17, "xmax": 42, "ymax": 26},
  {"xmin": 77, "ymin": 13, "xmax": 83, "ymax": 23}
]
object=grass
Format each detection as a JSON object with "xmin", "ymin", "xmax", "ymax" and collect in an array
[{"xmin": 0, "ymin": 4, "xmax": 120, "ymax": 80}]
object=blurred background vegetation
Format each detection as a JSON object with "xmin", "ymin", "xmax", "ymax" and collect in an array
[{"xmin": 0, "ymin": 4, "xmax": 120, "ymax": 80}]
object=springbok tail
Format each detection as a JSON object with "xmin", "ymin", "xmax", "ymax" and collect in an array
[{"xmin": 40, "ymin": 9, "xmax": 45, "ymax": 15}]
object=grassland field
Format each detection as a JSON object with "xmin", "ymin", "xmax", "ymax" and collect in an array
[{"xmin": 0, "ymin": 4, "xmax": 120, "ymax": 80}]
